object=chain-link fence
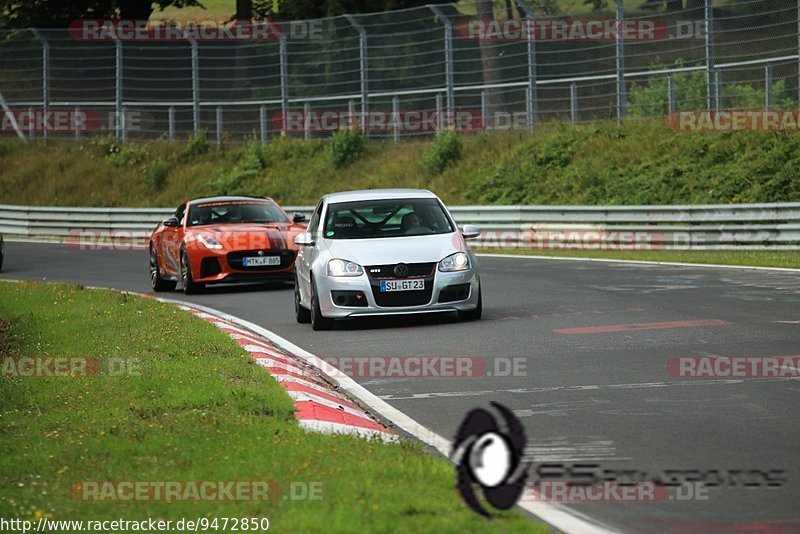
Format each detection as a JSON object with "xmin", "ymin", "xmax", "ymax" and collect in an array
[{"xmin": 0, "ymin": 0, "xmax": 797, "ymax": 143}]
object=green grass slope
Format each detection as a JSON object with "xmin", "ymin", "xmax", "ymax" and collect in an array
[{"xmin": 1, "ymin": 120, "xmax": 799, "ymax": 208}]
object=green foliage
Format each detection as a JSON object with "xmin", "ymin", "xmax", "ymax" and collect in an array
[
  {"xmin": 3, "ymin": 119, "xmax": 800, "ymax": 208},
  {"xmin": 185, "ymin": 130, "xmax": 210, "ymax": 157},
  {"xmin": 629, "ymin": 69, "xmax": 796, "ymax": 117},
  {"xmin": 422, "ymin": 130, "xmax": 462, "ymax": 174},
  {"xmin": 207, "ymin": 139, "xmax": 267, "ymax": 195},
  {"xmin": 328, "ymin": 128, "xmax": 365, "ymax": 169},
  {"xmin": 0, "ymin": 0, "xmax": 203, "ymax": 29},
  {"xmin": 108, "ymin": 145, "xmax": 150, "ymax": 167},
  {"xmin": 628, "ymin": 70, "xmax": 707, "ymax": 117},
  {"xmin": 147, "ymin": 159, "xmax": 170, "ymax": 189}
]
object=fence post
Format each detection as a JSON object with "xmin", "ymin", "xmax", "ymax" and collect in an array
[
  {"xmin": 121, "ymin": 105, "xmax": 128, "ymax": 144},
  {"xmin": 570, "ymin": 83, "xmax": 578, "ymax": 124},
  {"xmin": 303, "ymin": 102, "xmax": 310, "ymax": 141},
  {"xmin": 30, "ymin": 30, "xmax": 49, "ymax": 143},
  {"xmin": 428, "ymin": 5, "xmax": 454, "ymax": 127},
  {"xmin": 348, "ymin": 99, "xmax": 356, "ymax": 130},
  {"xmin": 516, "ymin": 1, "xmax": 537, "ymax": 131},
  {"xmin": 190, "ymin": 39, "xmax": 200, "ymax": 132},
  {"xmin": 715, "ymin": 70, "xmax": 722, "ymax": 109},
  {"xmin": 260, "ymin": 105, "xmax": 268, "ymax": 143},
  {"xmin": 216, "ymin": 106, "xmax": 222, "ymax": 145},
  {"xmin": 435, "ymin": 93, "xmax": 443, "ymax": 131},
  {"xmin": 705, "ymin": 0, "xmax": 715, "ymax": 111},
  {"xmin": 168, "ymin": 106, "xmax": 175, "ymax": 140},
  {"xmin": 615, "ymin": 0, "xmax": 626, "ymax": 121},
  {"xmin": 481, "ymin": 90, "xmax": 488, "ymax": 131},
  {"xmin": 115, "ymin": 38, "xmax": 123, "ymax": 141},
  {"xmin": 765, "ymin": 65, "xmax": 773, "ymax": 110},
  {"xmin": 667, "ymin": 74, "xmax": 676, "ymax": 114},
  {"xmin": 75, "ymin": 106, "xmax": 81, "ymax": 141},
  {"xmin": 392, "ymin": 96, "xmax": 400, "ymax": 143},
  {"xmin": 345, "ymin": 15, "xmax": 369, "ymax": 136},
  {"xmin": 279, "ymin": 35, "xmax": 289, "ymax": 135}
]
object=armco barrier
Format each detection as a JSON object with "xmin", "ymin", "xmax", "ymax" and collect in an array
[{"xmin": 1, "ymin": 203, "xmax": 799, "ymax": 250}]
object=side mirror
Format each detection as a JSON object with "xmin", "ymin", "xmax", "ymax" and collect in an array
[
  {"xmin": 293, "ymin": 212, "xmax": 307, "ymax": 223},
  {"xmin": 163, "ymin": 217, "xmax": 180, "ymax": 228},
  {"xmin": 461, "ymin": 224, "xmax": 481, "ymax": 239},
  {"xmin": 294, "ymin": 232, "xmax": 315, "ymax": 247}
]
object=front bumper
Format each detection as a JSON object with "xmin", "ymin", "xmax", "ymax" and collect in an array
[
  {"xmin": 190, "ymin": 248, "xmax": 296, "ymax": 284},
  {"xmin": 315, "ymin": 268, "xmax": 480, "ymax": 319}
]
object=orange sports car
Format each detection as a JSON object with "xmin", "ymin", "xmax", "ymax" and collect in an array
[{"xmin": 149, "ymin": 196, "xmax": 307, "ymax": 294}]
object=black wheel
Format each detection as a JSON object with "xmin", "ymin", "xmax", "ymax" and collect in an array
[
  {"xmin": 310, "ymin": 276, "xmax": 333, "ymax": 331},
  {"xmin": 458, "ymin": 285, "xmax": 482, "ymax": 322},
  {"xmin": 181, "ymin": 250, "xmax": 203, "ymax": 294},
  {"xmin": 295, "ymin": 274, "xmax": 311, "ymax": 323},
  {"xmin": 149, "ymin": 246, "xmax": 176, "ymax": 292}
]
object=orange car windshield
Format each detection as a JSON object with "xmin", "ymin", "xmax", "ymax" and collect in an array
[{"xmin": 187, "ymin": 202, "xmax": 289, "ymax": 227}]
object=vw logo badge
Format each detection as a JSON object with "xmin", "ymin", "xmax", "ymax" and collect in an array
[{"xmin": 393, "ymin": 263, "xmax": 409, "ymax": 277}]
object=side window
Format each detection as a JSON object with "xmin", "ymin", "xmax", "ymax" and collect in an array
[
  {"xmin": 175, "ymin": 204, "xmax": 187, "ymax": 225},
  {"xmin": 307, "ymin": 201, "xmax": 323, "ymax": 236}
]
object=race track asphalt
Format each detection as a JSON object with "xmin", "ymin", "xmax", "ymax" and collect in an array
[{"xmin": 2, "ymin": 241, "xmax": 799, "ymax": 533}]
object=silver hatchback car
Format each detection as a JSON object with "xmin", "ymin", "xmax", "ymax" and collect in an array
[{"xmin": 293, "ymin": 189, "xmax": 482, "ymax": 330}]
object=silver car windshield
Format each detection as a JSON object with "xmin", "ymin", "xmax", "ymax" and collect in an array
[{"xmin": 323, "ymin": 198, "xmax": 455, "ymax": 239}]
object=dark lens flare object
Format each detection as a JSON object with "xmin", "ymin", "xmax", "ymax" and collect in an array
[{"xmin": 452, "ymin": 402, "xmax": 530, "ymax": 518}]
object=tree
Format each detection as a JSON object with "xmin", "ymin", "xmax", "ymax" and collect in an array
[
  {"xmin": 477, "ymin": 0, "xmax": 503, "ymax": 123},
  {"xmin": 0, "ymin": 0, "xmax": 204, "ymax": 29},
  {"xmin": 252, "ymin": 0, "xmax": 440, "ymax": 20}
]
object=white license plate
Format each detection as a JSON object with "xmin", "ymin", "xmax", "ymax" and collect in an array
[
  {"xmin": 242, "ymin": 256, "xmax": 281, "ymax": 267},
  {"xmin": 380, "ymin": 280, "xmax": 425, "ymax": 292}
]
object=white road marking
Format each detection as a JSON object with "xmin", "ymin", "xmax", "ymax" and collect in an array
[
  {"xmin": 379, "ymin": 377, "xmax": 800, "ymax": 401},
  {"xmin": 477, "ymin": 252, "xmax": 800, "ymax": 272}
]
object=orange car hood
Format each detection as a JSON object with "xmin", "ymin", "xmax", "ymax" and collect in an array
[{"xmin": 187, "ymin": 223, "xmax": 304, "ymax": 251}]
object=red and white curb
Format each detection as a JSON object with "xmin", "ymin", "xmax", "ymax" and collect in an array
[
  {"xmin": 5, "ymin": 281, "xmax": 614, "ymax": 534},
  {"xmin": 178, "ymin": 306, "xmax": 397, "ymax": 442}
]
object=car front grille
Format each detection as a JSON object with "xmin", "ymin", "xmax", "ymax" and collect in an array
[
  {"xmin": 226, "ymin": 250, "xmax": 295, "ymax": 271},
  {"xmin": 365, "ymin": 262, "xmax": 436, "ymax": 307},
  {"xmin": 365, "ymin": 262, "xmax": 436, "ymax": 280}
]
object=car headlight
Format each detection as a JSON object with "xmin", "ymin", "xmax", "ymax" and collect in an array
[
  {"xmin": 197, "ymin": 234, "xmax": 223, "ymax": 250},
  {"xmin": 327, "ymin": 258, "xmax": 363, "ymax": 277},
  {"xmin": 439, "ymin": 252, "xmax": 470, "ymax": 272}
]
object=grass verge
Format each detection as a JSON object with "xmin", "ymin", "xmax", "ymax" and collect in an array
[
  {"xmin": 477, "ymin": 248, "xmax": 800, "ymax": 269},
  {"xmin": 2, "ymin": 120, "xmax": 800, "ymax": 207},
  {"xmin": 0, "ymin": 281, "xmax": 540, "ymax": 531}
]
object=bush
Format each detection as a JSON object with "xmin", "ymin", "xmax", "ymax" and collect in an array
[
  {"xmin": 147, "ymin": 159, "xmax": 170, "ymax": 189},
  {"xmin": 628, "ymin": 68, "xmax": 796, "ymax": 118},
  {"xmin": 185, "ymin": 130, "xmax": 210, "ymax": 157},
  {"xmin": 108, "ymin": 144, "xmax": 149, "ymax": 167},
  {"xmin": 328, "ymin": 128, "xmax": 364, "ymax": 169},
  {"xmin": 207, "ymin": 139, "xmax": 267, "ymax": 195},
  {"xmin": 422, "ymin": 130, "xmax": 462, "ymax": 173}
]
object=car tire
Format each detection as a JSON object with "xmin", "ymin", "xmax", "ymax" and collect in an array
[
  {"xmin": 458, "ymin": 285, "xmax": 482, "ymax": 322},
  {"xmin": 295, "ymin": 275, "xmax": 311, "ymax": 324},
  {"xmin": 181, "ymin": 250, "xmax": 204, "ymax": 295},
  {"xmin": 310, "ymin": 276, "xmax": 333, "ymax": 331},
  {"xmin": 149, "ymin": 246, "xmax": 176, "ymax": 292}
]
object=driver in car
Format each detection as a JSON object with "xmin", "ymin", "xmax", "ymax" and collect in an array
[{"xmin": 401, "ymin": 211, "xmax": 427, "ymax": 235}]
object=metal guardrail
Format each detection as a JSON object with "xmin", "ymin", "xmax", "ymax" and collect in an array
[{"xmin": 2, "ymin": 203, "xmax": 799, "ymax": 250}]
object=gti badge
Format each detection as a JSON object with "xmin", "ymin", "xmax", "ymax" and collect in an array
[{"xmin": 452, "ymin": 402, "xmax": 529, "ymax": 517}]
